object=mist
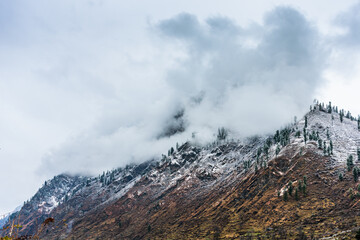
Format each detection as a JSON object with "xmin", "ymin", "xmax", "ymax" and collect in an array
[{"xmin": 37, "ymin": 6, "xmax": 326, "ymax": 176}]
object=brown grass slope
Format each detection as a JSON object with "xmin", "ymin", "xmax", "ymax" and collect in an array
[{"xmin": 39, "ymin": 142, "xmax": 360, "ymax": 239}]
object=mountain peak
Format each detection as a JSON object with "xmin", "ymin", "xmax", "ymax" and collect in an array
[{"xmin": 3, "ymin": 102, "xmax": 360, "ymax": 239}]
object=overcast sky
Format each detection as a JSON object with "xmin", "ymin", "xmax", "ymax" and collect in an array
[{"xmin": 1, "ymin": 0, "xmax": 360, "ymax": 214}]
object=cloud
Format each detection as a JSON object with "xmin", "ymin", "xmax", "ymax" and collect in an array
[
  {"xmin": 334, "ymin": 1, "xmax": 360, "ymax": 47},
  {"xmin": 155, "ymin": 7, "xmax": 325, "ymax": 138},
  {"xmin": 37, "ymin": 6, "xmax": 326, "ymax": 176}
]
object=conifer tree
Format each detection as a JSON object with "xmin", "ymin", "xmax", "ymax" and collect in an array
[
  {"xmin": 298, "ymin": 180, "xmax": 302, "ymax": 191},
  {"xmin": 288, "ymin": 181, "xmax": 293, "ymax": 196},
  {"xmin": 217, "ymin": 127, "xmax": 228, "ymax": 141},
  {"xmin": 302, "ymin": 184, "xmax": 306, "ymax": 196},
  {"xmin": 330, "ymin": 140, "xmax": 333, "ymax": 155},
  {"xmin": 347, "ymin": 155, "xmax": 354, "ymax": 171},
  {"xmin": 283, "ymin": 190, "xmax": 288, "ymax": 201},
  {"xmin": 318, "ymin": 139, "xmax": 322, "ymax": 149},
  {"xmin": 327, "ymin": 101, "xmax": 332, "ymax": 113},
  {"xmin": 340, "ymin": 110, "xmax": 344, "ymax": 123},
  {"xmin": 354, "ymin": 167, "xmax": 359, "ymax": 182}
]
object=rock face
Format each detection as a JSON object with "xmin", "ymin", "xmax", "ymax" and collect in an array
[{"xmin": 3, "ymin": 105, "xmax": 360, "ymax": 239}]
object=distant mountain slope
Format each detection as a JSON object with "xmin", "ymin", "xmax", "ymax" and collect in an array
[
  {"xmin": 0, "ymin": 206, "xmax": 21, "ymax": 229},
  {"xmin": 2, "ymin": 103, "xmax": 360, "ymax": 239}
]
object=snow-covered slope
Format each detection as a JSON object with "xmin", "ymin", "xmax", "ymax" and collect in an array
[{"xmin": 3, "ymin": 103, "xmax": 360, "ymax": 239}]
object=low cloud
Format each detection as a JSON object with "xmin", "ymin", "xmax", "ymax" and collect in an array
[
  {"xmin": 154, "ymin": 7, "xmax": 325, "ymax": 141},
  {"xmin": 39, "ymin": 6, "xmax": 327, "ymax": 176}
]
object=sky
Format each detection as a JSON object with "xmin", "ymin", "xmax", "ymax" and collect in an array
[{"xmin": 1, "ymin": 0, "xmax": 360, "ymax": 214}]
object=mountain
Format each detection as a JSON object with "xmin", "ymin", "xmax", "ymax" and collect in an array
[
  {"xmin": 0, "ymin": 206, "xmax": 22, "ymax": 229},
  {"xmin": 2, "ymin": 103, "xmax": 360, "ymax": 239}
]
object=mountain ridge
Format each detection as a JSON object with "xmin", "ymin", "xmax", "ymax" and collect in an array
[{"xmin": 3, "ymin": 102, "xmax": 360, "ymax": 239}]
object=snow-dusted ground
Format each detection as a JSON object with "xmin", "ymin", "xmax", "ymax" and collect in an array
[
  {"xmin": 11, "ymin": 106, "xmax": 360, "ymax": 230},
  {"xmin": 300, "ymin": 109, "xmax": 359, "ymax": 167}
]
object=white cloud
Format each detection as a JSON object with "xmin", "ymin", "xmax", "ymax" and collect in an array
[{"xmin": 37, "ymin": 7, "xmax": 327, "ymax": 176}]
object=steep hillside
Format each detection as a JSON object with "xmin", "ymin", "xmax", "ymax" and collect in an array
[{"xmin": 2, "ymin": 103, "xmax": 360, "ymax": 239}]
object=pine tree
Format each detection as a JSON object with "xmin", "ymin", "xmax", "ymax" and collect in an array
[
  {"xmin": 298, "ymin": 180, "xmax": 303, "ymax": 191},
  {"xmin": 295, "ymin": 188, "xmax": 299, "ymax": 201},
  {"xmin": 346, "ymin": 111, "xmax": 351, "ymax": 119},
  {"xmin": 274, "ymin": 130, "xmax": 280, "ymax": 143},
  {"xmin": 330, "ymin": 140, "xmax": 333, "ymax": 155},
  {"xmin": 347, "ymin": 155, "xmax": 354, "ymax": 171},
  {"xmin": 288, "ymin": 181, "xmax": 293, "ymax": 196},
  {"xmin": 305, "ymin": 116, "xmax": 308, "ymax": 128},
  {"xmin": 302, "ymin": 184, "xmax": 306, "ymax": 196},
  {"xmin": 318, "ymin": 139, "xmax": 322, "ymax": 149},
  {"xmin": 328, "ymin": 101, "xmax": 332, "ymax": 113},
  {"xmin": 340, "ymin": 110, "xmax": 344, "ymax": 123},
  {"xmin": 283, "ymin": 190, "xmax": 288, "ymax": 201},
  {"xmin": 358, "ymin": 147, "xmax": 360, "ymax": 161},
  {"xmin": 354, "ymin": 167, "xmax": 359, "ymax": 182}
]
